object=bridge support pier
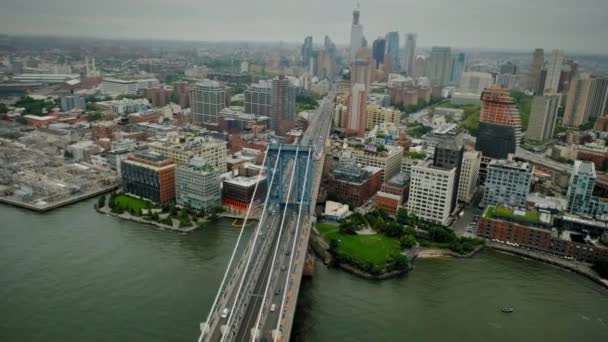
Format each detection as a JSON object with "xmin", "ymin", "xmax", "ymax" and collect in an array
[{"xmin": 303, "ymin": 251, "xmax": 315, "ymax": 277}]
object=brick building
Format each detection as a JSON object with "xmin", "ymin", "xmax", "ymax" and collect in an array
[{"xmin": 121, "ymin": 151, "xmax": 176, "ymax": 204}]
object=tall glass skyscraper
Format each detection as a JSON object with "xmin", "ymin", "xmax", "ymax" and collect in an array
[{"xmin": 385, "ymin": 31, "xmax": 400, "ymax": 72}]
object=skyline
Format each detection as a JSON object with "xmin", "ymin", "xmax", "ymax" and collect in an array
[{"xmin": 0, "ymin": 0, "xmax": 607, "ymax": 54}]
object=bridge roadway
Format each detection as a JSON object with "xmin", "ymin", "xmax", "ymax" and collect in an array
[{"xmin": 199, "ymin": 86, "xmax": 336, "ymax": 342}]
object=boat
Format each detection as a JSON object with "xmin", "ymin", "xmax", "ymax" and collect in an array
[{"xmin": 501, "ymin": 307, "xmax": 514, "ymax": 313}]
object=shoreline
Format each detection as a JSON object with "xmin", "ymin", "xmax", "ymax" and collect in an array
[
  {"xmin": 0, "ymin": 184, "xmax": 119, "ymax": 213},
  {"xmin": 96, "ymin": 205, "xmax": 199, "ymax": 234},
  {"xmin": 486, "ymin": 241, "xmax": 608, "ymax": 290}
]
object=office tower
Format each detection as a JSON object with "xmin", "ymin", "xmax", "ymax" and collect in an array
[
  {"xmin": 543, "ymin": 49, "xmax": 564, "ymax": 94},
  {"xmin": 190, "ymin": 80, "xmax": 226, "ymax": 125},
  {"xmin": 475, "ymin": 86, "xmax": 522, "ymax": 160},
  {"xmin": 372, "ymin": 37, "xmax": 386, "ymax": 68},
  {"xmin": 481, "ymin": 159, "xmax": 533, "ymax": 208},
  {"xmin": 60, "ymin": 95, "xmax": 85, "ymax": 112},
  {"xmin": 500, "ymin": 61, "xmax": 518, "ymax": 75},
  {"xmin": 457, "ymin": 150, "xmax": 481, "ymax": 203},
  {"xmin": 121, "ymin": 151, "xmax": 176, "ymax": 204},
  {"xmin": 458, "ymin": 72, "xmax": 493, "ymax": 95},
  {"xmin": 385, "ymin": 31, "xmax": 400, "ymax": 72},
  {"xmin": 433, "ymin": 140, "xmax": 464, "ymax": 212},
  {"xmin": 526, "ymin": 95, "xmax": 560, "ymax": 144},
  {"xmin": 345, "ymin": 83, "xmax": 367, "ymax": 137},
  {"xmin": 351, "ymin": 48, "xmax": 373, "ymax": 89},
  {"xmin": 350, "ymin": 5, "xmax": 364, "ymax": 61},
  {"xmin": 301, "ymin": 36, "xmax": 313, "ymax": 66},
  {"xmin": 527, "ymin": 48, "xmax": 544, "ymax": 92},
  {"xmin": 414, "ymin": 55, "xmax": 427, "ymax": 78},
  {"xmin": 449, "ymin": 53, "xmax": 466, "ymax": 85},
  {"xmin": 244, "ymin": 80, "xmax": 272, "ymax": 116},
  {"xmin": 408, "ymin": 159, "xmax": 456, "ymax": 225},
  {"xmin": 566, "ymin": 160, "xmax": 596, "ymax": 214},
  {"xmin": 562, "ymin": 74, "xmax": 608, "ymax": 127},
  {"xmin": 404, "ymin": 33, "xmax": 417, "ymax": 76},
  {"xmin": 428, "ymin": 46, "xmax": 452, "ymax": 86},
  {"xmin": 270, "ymin": 75, "xmax": 296, "ymax": 135},
  {"xmin": 175, "ymin": 158, "xmax": 221, "ymax": 211}
]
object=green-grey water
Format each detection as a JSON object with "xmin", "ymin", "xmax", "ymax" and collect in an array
[{"xmin": 1, "ymin": 199, "xmax": 608, "ymax": 342}]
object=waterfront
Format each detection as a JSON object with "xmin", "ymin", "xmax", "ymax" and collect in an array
[{"xmin": 1, "ymin": 199, "xmax": 608, "ymax": 342}]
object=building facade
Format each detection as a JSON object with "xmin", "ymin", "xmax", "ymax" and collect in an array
[
  {"xmin": 428, "ymin": 46, "xmax": 452, "ymax": 86},
  {"xmin": 457, "ymin": 150, "xmax": 481, "ymax": 203},
  {"xmin": 385, "ymin": 31, "xmax": 400, "ymax": 72},
  {"xmin": 407, "ymin": 160, "xmax": 456, "ymax": 225},
  {"xmin": 458, "ymin": 72, "xmax": 493, "ymax": 95},
  {"xmin": 270, "ymin": 75, "xmax": 297, "ymax": 135},
  {"xmin": 149, "ymin": 135, "xmax": 227, "ymax": 172},
  {"xmin": 526, "ymin": 94, "xmax": 560, "ymax": 144},
  {"xmin": 121, "ymin": 152, "xmax": 176, "ymax": 204},
  {"xmin": 365, "ymin": 103, "xmax": 400, "ymax": 130},
  {"xmin": 404, "ymin": 33, "xmax": 417, "ymax": 77},
  {"xmin": 481, "ymin": 159, "xmax": 533, "ymax": 208},
  {"xmin": 175, "ymin": 158, "xmax": 221, "ymax": 211},
  {"xmin": 190, "ymin": 80, "xmax": 226, "ymax": 125},
  {"xmin": 345, "ymin": 83, "xmax": 367, "ymax": 137},
  {"xmin": 60, "ymin": 95, "xmax": 86, "ymax": 112},
  {"xmin": 351, "ymin": 145, "xmax": 403, "ymax": 182},
  {"xmin": 244, "ymin": 80, "xmax": 272, "ymax": 116},
  {"xmin": 562, "ymin": 74, "xmax": 608, "ymax": 127}
]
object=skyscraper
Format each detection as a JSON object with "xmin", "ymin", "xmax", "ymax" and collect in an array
[
  {"xmin": 190, "ymin": 80, "xmax": 226, "ymax": 126},
  {"xmin": 404, "ymin": 33, "xmax": 417, "ymax": 76},
  {"xmin": 371, "ymin": 37, "xmax": 386, "ymax": 68},
  {"xmin": 449, "ymin": 53, "xmax": 466, "ymax": 85},
  {"xmin": 543, "ymin": 49, "xmax": 564, "ymax": 94},
  {"xmin": 414, "ymin": 55, "xmax": 427, "ymax": 78},
  {"xmin": 475, "ymin": 86, "xmax": 522, "ymax": 160},
  {"xmin": 349, "ymin": 6, "xmax": 364, "ymax": 61},
  {"xmin": 351, "ymin": 48, "xmax": 373, "ymax": 89},
  {"xmin": 527, "ymin": 48, "xmax": 544, "ymax": 92},
  {"xmin": 270, "ymin": 75, "xmax": 296, "ymax": 135},
  {"xmin": 525, "ymin": 95, "xmax": 560, "ymax": 144},
  {"xmin": 458, "ymin": 72, "xmax": 493, "ymax": 95},
  {"xmin": 301, "ymin": 36, "xmax": 313, "ymax": 67},
  {"xmin": 385, "ymin": 31, "xmax": 400, "ymax": 72},
  {"xmin": 562, "ymin": 73, "xmax": 608, "ymax": 127},
  {"xmin": 428, "ymin": 46, "xmax": 452, "ymax": 86},
  {"xmin": 345, "ymin": 83, "xmax": 367, "ymax": 137}
]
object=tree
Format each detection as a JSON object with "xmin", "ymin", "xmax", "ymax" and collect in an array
[
  {"xmin": 396, "ymin": 208, "xmax": 409, "ymax": 225},
  {"xmin": 97, "ymin": 195, "xmax": 106, "ymax": 208},
  {"xmin": 15, "ymin": 116, "xmax": 27, "ymax": 125},
  {"xmin": 390, "ymin": 255, "xmax": 410, "ymax": 271},
  {"xmin": 64, "ymin": 150, "xmax": 73, "ymax": 159},
  {"xmin": 429, "ymin": 226, "xmax": 457, "ymax": 243},
  {"xmin": 593, "ymin": 260, "xmax": 608, "ymax": 279},
  {"xmin": 384, "ymin": 222, "xmax": 405, "ymax": 238},
  {"xmin": 400, "ymin": 235, "xmax": 417, "ymax": 249},
  {"xmin": 339, "ymin": 220, "xmax": 357, "ymax": 235},
  {"xmin": 0, "ymin": 103, "xmax": 8, "ymax": 114}
]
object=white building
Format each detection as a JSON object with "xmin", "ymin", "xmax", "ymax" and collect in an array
[
  {"xmin": 457, "ymin": 150, "xmax": 481, "ymax": 203},
  {"xmin": 324, "ymin": 201, "xmax": 350, "ymax": 221},
  {"xmin": 176, "ymin": 158, "xmax": 221, "ymax": 211},
  {"xmin": 351, "ymin": 145, "xmax": 403, "ymax": 182},
  {"xmin": 543, "ymin": 49, "xmax": 564, "ymax": 94},
  {"xmin": 101, "ymin": 78, "xmax": 160, "ymax": 95},
  {"xmin": 349, "ymin": 6, "xmax": 365, "ymax": 61},
  {"xmin": 408, "ymin": 160, "xmax": 456, "ymax": 225}
]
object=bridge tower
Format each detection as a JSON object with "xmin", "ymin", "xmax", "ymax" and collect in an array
[{"xmin": 265, "ymin": 144, "xmax": 313, "ymax": 206}]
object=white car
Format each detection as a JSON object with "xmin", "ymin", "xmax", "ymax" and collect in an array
[
  {"xmin": 270, "ymin": 304, "xmax": 276, "ymax": 312},
  {"xmin": 221, "ymin": 308, "xmax": 230, "ymax": 319}
]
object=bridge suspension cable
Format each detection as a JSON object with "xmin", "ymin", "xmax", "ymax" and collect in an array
[
  {"xmin": 220, "ymin": 145, "xmax": 290, "ymax": 341},
  {"xmin": 197, "ymin": 145, "xmax": 272, "ymax": 342}
]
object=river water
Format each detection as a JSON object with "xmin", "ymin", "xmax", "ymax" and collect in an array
[{"xmin": 1, "ymin": 199, "xmax": 608, "ymax": 341}]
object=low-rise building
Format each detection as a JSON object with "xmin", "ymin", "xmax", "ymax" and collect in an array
[
  {"xmin": 222, "ymin": 172, "xmax": 267, "ymax": 212},
  {"xmin": 351, "ymin": 144, "xmax": 403, "ymax": 182},
  {"xmin": 327, "ymin": 160, "xmax": 382, "ymax": 207},
  {"xmin": 324, "ymin": 201, "xmax": 350, "ymax": 221}
]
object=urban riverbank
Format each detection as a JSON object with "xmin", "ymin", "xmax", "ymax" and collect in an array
[
  {"xmin": 96, "ymin": 204, "xmax": 199, "ymax": 234},
  {"xmin": 486, "ymin": 241, "xmax": 608, "ymax": 290},
  {"xmin": 0, "ymin": 184, "xmax": 118, "ymax": 212}
]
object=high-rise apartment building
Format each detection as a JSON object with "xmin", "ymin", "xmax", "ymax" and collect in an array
[
  {"xmin": 457, "ymin": 150, "xmax": 481, "ymax": 203},
  {"xmin": 449, "ymin": 53, "xmax": 466, "ymax": 85},
  {"xmin": 244, "ymin": 80, "xmax": 272, "ymax": 116},
  {"xmin": 567, "ymin": 160, "xmax": 596, "ymax": 215},
  {"xmin": 385, "ymin": 31, "xmax": 400, "ymax": 72},
  {"xmin": 458, "ymin": 72, "xmax": 493, "ymax": 95},
  {"xmin": 526, "ymin": 95, "xmax": 560, "ymax": 144},
  {"xmin": 408, "ymin": 160, "xmax": 457, "ymax": 225},
  {"xmin": 414, "ymin": 56, "xmax": 427, "ymax": 78},
  {"xmin": 190, "ymin": 80, "xmax": 226, "ymax": 125},
  {"xmin": 350, "ymin": 6, "xmax": 364, "ymax": 61},
  {"xmin": 345, "ymin": 83, "xmax": 367, "ymax": 137},
  {"xmin": 121, "ymin": 151, "xmax": 176, "ymax": 204},
  {"xmin": 527, "ymin": 48, "xmax": 544, "ymax": 92},
  {"xmin": 404, "ymin": 33, "xmax": 417, "ymax": 76},
  {"xmin": 562, "ymin": 74, "xmax": 608, "ymax": 127},
  {"xmin": 371, "ymin": 37, "xmax": 386, "ymax": 68},
  {"xmin": 475, "ymin": 86, "xmax": 522, "ymax": 160},
  {"xmin": 433, "ymin": 140, "xmax": 464, "ymax": 212},
  {"xmin": 175, "ymin": 158, "xmax": 221, "ymax": 211},
  {"xmin": 270, "ymin": 75, "xmax": 296, "ymax": 135},
  {"xmin": 481, "ymin": 159, "xmax": 533, "ymax": 208},
  {"xmin": 428, "ymin": 46, "xmax": 452, "ymax": 86},
  {"xmin": 543, "ymin": 49, "xmax": 564, "ymax": 94}
]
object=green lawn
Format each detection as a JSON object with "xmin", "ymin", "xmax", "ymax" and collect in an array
[
  {"xmin": 317, "ymin": 223, "xmax": 401, "ymax": 266},
  {"xmin": 114, "ymin": 194, "xmax": 151, "ymax": 211}
]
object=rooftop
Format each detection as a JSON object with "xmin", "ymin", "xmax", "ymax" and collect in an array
[{"xmin": 484, "ymin": 205, "xmax": 552, "ymax": 226}]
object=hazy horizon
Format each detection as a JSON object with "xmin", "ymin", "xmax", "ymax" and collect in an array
[{"xmin": 1, "ymin": 0, "xmax": 607, "ymax": 54}]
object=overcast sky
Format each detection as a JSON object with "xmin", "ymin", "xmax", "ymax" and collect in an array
[{"xmin": 1, "ymin": 0, "xmax": 607, "ymax": 53}]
